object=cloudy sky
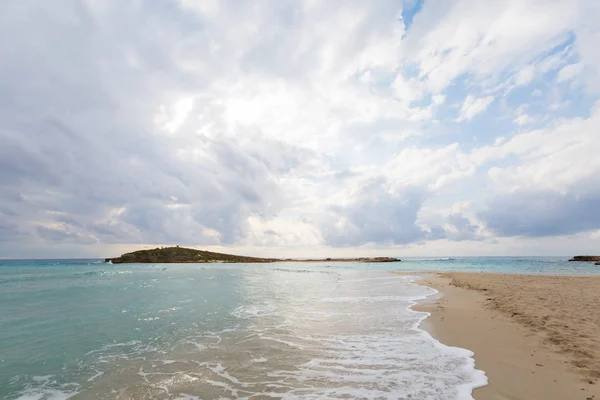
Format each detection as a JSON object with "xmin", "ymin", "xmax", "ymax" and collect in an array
[{"xmin": 1, "ymin": 0, "xmax": 600, "ymax": 258}]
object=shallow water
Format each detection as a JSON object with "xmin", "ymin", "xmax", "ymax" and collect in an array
[
  {"xmin": 397, "ymin": 256, "xmax": 600, "ymax": 275},
  {"xmin": 0, "ymin": 256, "xmax": 596, "ymax": 399}
]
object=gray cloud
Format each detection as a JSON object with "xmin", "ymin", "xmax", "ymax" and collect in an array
[
  {"xmin": 445, "ymin": 213, "xmax": 481, "ymax": 240},
  {"xmin": 428, "ymin": 213, "xmax": 483, "ymax": 242},
  {"xmin": 0, "ymin": 1, "xmax": 305, "ymax": 250},
  {"xmin": 35, "ymin": 225, "xmax": 98, "ymax": 245},
  {"xmin": 481, "ymin": 190, "xmax": 600, "ymax": 237},
  {"xmin": 321, "ymin": 180, "xmax": 428, "ymax": 246},
  {"xmin": 0, "ymin": 220, "xmax": 26, "ymax": 242}
]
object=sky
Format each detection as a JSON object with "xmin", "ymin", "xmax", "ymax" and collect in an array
[{"xmin": 1, "ymin": 0, "xmax": 600, "ymax": 259}]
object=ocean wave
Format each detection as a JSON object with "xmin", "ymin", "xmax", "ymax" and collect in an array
[
  {"xmin": 317, "ymin": 295, "xmax": 417, "ymax": 303},
  {"xmin": 13, "ymin": 376, "xmax": 81, "ymax": 400},
  {"xmin": 272, "ymin": 267, "xmax": 335, "ymax": 274},
  {"xmin": 231, "ymin": 304, "xmax": 279, "ymax": 319}
]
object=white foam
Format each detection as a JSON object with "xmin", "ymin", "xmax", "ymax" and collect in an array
[
  {"xmin": 85, "ymin": 340, "xmax": 142, "ymax": 355},
  {"xmin": 14, "ymin": 378, "xmax": 81, "ymax": 400},
  {"xmin": 14, "ymin": 388, "xmax": 77, "ymax": 400},
  {"xmin": 183, "ymin": 340, "xmax": 207, "ymax": 351},
  {"xmin": 174, "ymin": 394, "xmax": 200, "ymax": 400},
  {"xmin": 317, "ymin": 295, "xmax": 420, "ymax": 303},
  {"xmin": 231, "ymin": 272, "xmax": 486, "ymax": 399},
  {"xmin": 188, "ymin": 271, "xmax": 486, "ymax": 399},
  {"xmin": 259, "ymin": 335, "xmax": 304, "ymax": 349},
  {"xmin": 207, "ymin": 363, "xmax": 249, "ymax": 387},
  {"xmin": 87, "ymin": 370, "xmax": 104, "ymax": 382},
  {"xmin": 32, "ymin": 375, "xmax": 53, "ymax": 383},
  {"xmin": 231, "ymin": 303, "xmax": 279, "ymax": 318}
]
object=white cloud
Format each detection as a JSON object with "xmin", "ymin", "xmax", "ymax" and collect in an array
[
  {"xmin": 457, "ymin": 95, "xmax": 494, "ymax": 122},
  {"xmin": 556, "ymin": 63, "xmax": 584, "ymax": 83},
  {"xmin": 392, "ymin": 74, "xmax": 425, "ymax": 104},
  {"xmin": 513, "ymin": 64, "xmax": 535, "ymax": 87},
  {"xmin": 484, "ymin": 103, "xmax": 600, "ymax": 194},
  {"xmin": 161, "ymin": 97, "xmax": 195, "ymax": 134},
  {"xmin": 573, "ymin": 1, "xmax": 600, "ymax": 92},
  {"xmin": 513, "ymin": 104, "xmax": 536, "ymax": 126},
  {"xmin": 432, "ymin": 94, "xmax": 446, "ymax": 105},
  {"xmin": 403, "ymin": 0, "xmax": 580, "ymax": 93},
  {"xmin": 513, "ymin": 114, "xmax": 536, "ymax": 126}
]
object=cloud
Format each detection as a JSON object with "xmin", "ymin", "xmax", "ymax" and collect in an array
[
  {"xmin": 470, "ymin": 103, "xmax": 600, "ymax": 238},
  {"xmin": 512, "ymin": 105, "xmax": 536, "ymax": 126},
  {"xmin": 556, "ymin": 63, "xmax": 584, "ymax": 83},
  {"xmin": 481, "ymin": 190, "xmax": 600, "ymax": 237},
  {"xmin": 35, "ymin": 225, "xmax": 98, "ymax": 245},
  {"xmin": 477, "ymin": 103, "xmax": 600, "ymax": 193},
  {"xmin": 402, "ymin": 0, "xmax": 581, "ymax": 92},
  {"xmin": 513, "ymin": 114, "xmax": 536, "ymax": 126},
  {"xmin": 457, "ymin": 95, "xmax": 494, "ymax": 122},
  {"xmin": 320, "ymin": 182, "xmax": 428, "ymax": 246},
  {"xmin": 0, "ymin": 0, "xmax": 599, "ymax": 257}
]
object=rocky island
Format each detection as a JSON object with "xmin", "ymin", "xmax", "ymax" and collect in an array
[
  {"xmin": 106, "ymin": 246, "xmax": 401, "ymax": 264},
  {"xmin": 568, "ymin": 255, "xmax": 600, "ymax": 262}
]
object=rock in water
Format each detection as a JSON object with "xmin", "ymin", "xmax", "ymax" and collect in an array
[{"xmin": 569, "ymin": 256, "xmax": 600, "ymax": 262}]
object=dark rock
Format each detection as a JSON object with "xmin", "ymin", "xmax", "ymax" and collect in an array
[
  {"xmin": 354, "ymin": 257, "xmax": 401, "ymax": 263},
  {"xmin": 568, "ymin": 256, "xmax": 600, "ymax": 262}
]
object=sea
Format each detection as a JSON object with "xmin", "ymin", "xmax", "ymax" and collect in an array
[{"xmin": 1, "ymin": 256, "xmax": 599, "ymax": 400}]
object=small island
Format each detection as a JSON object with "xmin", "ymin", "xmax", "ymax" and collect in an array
[
  {"xmin": 106, "ymin": 246, "xmax": 401, "ymax": 264},
  {"xmin": 568, "ymin": 255, "xmax": 600, "ymax": 262}
]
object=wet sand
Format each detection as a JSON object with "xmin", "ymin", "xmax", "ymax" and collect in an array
[{"xmin": 415, "ymin": 273, "xmax": 600, "ymax": 400}]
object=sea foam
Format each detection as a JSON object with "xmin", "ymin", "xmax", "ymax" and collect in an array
[{"xmin": 221, "ymin": 271, "xmax": 487, "ymax": 399}]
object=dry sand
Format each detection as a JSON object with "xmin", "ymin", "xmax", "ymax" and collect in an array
[{"xmin": 415, "ymin": 273, "xmax": 600, "ymax": 400}]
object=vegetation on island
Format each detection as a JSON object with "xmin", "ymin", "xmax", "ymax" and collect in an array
[{"xmin": 107, "ymin": 246, "xmax": 278, "ymax": 264}]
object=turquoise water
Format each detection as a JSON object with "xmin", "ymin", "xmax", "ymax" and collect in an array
[
  {"xmin": 0, "ymin": 257, "xmax": 598, "ymax": 399},
  {"xmin": 399, "ymin": 256, "xmax": 600, "ymax": 274}
]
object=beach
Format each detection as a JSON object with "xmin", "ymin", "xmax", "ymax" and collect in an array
[{"xmin": 416, "ymin": 273, "xmax": 600, "ymax": 400}]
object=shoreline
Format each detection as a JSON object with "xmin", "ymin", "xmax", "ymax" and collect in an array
[
  {"xmin": 413, "ymin": 272, "xmax": 600, "ymax": 400},
  {"xmin": 108, "ymin": 258, "xmax": 402, "ymax": 264}
]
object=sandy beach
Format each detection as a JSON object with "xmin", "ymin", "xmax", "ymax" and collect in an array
[{"xmin": 415, "ymin": 273, "xmax": 600, "ymax": 400}]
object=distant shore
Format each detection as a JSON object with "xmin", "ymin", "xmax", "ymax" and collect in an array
[
  {"xmin": 414, "ymin": 272, "xmax": 600, "ymax": 400},
  {"xmin": 277, "ymin": 257, "xmax": 402, "ymax": 263},
  {"xmin": 106, "ymin": 246, "xmax": 401, "ymax": 264},
  {"xmin": 108, "ymin": 257, "xmax": 401, "ymax": 264}
]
